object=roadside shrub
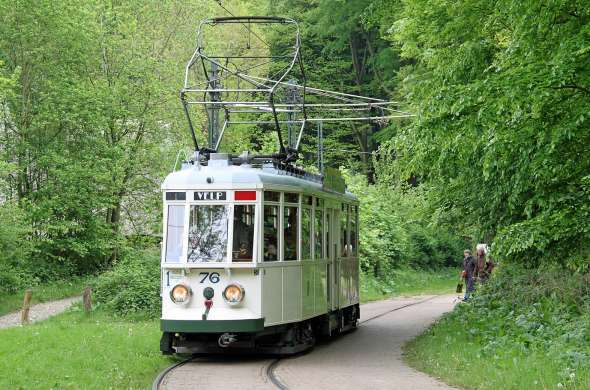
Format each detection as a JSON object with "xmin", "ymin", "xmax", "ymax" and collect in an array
[{"xmin": 93, "ymin": 249, "xmax": 160, "ymax": 318}]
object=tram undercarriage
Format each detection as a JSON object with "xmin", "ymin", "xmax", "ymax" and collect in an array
[{"xmin": 161, "ymin": 304, "xmax": 360, "ymax": 355}]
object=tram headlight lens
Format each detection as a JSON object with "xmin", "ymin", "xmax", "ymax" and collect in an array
[
  {"xmin": 223, "ymin": 283, "xmax": 245, "ymax": 305},
  {"xmin": 170, "ymin": 283, "xmax": 192, "ymax": 305}
]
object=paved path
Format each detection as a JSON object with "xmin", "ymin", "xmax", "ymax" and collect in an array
[
  {"xmin": 0, "ymin": 296, "xmax": 81, "ymax": 329},
  {"xmin": 275, "ymin": 295, "xmax": 457, "ymax": 390},
  {"xmin": 160, "ymin": 295, "xmax": 458, "ymax": 390}
]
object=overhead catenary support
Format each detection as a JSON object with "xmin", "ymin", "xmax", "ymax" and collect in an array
[{"xmin": 179, "ymin": 15, "xmax": 414, "ymax": 163}]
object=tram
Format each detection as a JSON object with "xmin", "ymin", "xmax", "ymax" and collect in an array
[
  {"xmin": 160, "ymin": 157, "xmax": 359, "ymax": 354},
  {"xmin": 159, "ymin": 15, "xmax": 406, "ymax": 354}
]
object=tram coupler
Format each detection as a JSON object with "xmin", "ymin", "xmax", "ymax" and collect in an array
[
  {"xmin": 218, "ymin": 333, "xmax": 238, "ymax": 348},
  {"xmin": 202, "ymin": 299, "xmax": 213, "ymax": 320}
]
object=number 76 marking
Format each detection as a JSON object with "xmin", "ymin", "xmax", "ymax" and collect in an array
[{"xmin": 199, "ymin": 272, "xmax": 220, "ymax": 284}]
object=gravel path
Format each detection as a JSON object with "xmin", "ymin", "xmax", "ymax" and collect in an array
[
  {"xmin": 0, "ymin": 296, "xmax": 81, "ymax": 329},
  {"xmin": 160, "ymin": 294, "xmax": 458, "ymax": 390}
]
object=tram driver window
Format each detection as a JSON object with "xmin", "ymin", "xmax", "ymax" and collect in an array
[
  {"xmin": 264, "ymin": 205, "xmax": 279, "ymax": 261},
  {"xmin": 284, "ymin": 206, "xmax": 299, "ymax": 260},
  {"xmin": 233, "ymin": 205, "xmax": 255, "ymax": 262},
  {"xmin": 187, "ymin": 205, "xmax": 229, "ymax": 262},
  {"xmin": 165, "ymin": 205, "xmax": 185, "ymax": 262}
]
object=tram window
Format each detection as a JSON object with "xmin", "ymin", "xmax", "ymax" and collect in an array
[
  {"xmin": 232, "ymin": 205, "xmax": 255, "ymax": 262},
  {"xmin": 350, "ymin": 206, "xmax": 358, "ymax": 257},
  {"xmin": 284, "ymin": 206, "xmax": 299, "ymax": 260},
  {"xmin": 303, "ymin": 195, "xmax": 313, "ymax": 206},
  {"xmin": 284, "ymin": 193, "xmax": 299, "ymax": 204},
  {"xmin": 316, "ymin": 198, "xmax": 323, "ymax": 207},
  {"xmin": 340, "ymin": 205, "xmax": 349, "ymax": 257},
  {"xmin": 263, "ymin": 205, "xmax": 279, "ymax": 262},
  {"xmin": 187, "ymin": 205, "xmax": 229, "ymax": 262},
  {"xmin": 314, "ymin": 209, "xmax": 323, "ymax": 259},
  {"xmin": 165, "ymin": 205, "xmax": 185, "ymax": 262},
  {"xmin": 301, "ymin": 208, "xmax": 312, "ymax": 260},
  {"xmin": 264, "ymin": 191, "xmax": 280, "ymax": 202}
]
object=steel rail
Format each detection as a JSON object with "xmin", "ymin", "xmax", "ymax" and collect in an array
[{"xmin": 151, "ymin": 356, "xmax": 195, "ymax": 390}]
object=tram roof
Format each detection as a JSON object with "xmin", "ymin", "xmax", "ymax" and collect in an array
[{"xmin": 161, "ymin": 160, "xmax": 357, "ymax": 202}]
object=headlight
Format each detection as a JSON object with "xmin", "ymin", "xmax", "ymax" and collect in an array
[
  {"xmin": 222, "ymin": 283, "xmax": 245, "ymax": 305},
  {"xmin": 170, "ymin": 283, "xmax": 192, "ymax": 305}
]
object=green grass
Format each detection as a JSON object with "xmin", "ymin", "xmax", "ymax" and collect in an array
[
  {"xmin": 0, "ymin": 307, "xmax": 172, "ymax": 389},
  {"xmin": 0, "ymin": 277, "xmax": 93, "ymax": 316},
  {"xmin": 404, "ymin": 266, "xmax": 590, "ymax": 390},
  {"xmin": 404, "ymin": 311, "xmax": 590, "ymax": 390},
  {"xmin": 360, "ymin": 267, "xmax": 460, "ymax": 303}
]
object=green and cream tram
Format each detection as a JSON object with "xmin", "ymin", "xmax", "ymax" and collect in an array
[{"xmin": 159, "ymin": 154, "xmax": 360, "ymax": 354}]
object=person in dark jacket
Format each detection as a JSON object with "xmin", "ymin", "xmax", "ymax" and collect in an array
[{"xmin": 462, "ymin": 249, "xmax": 476, "ymax": 301}]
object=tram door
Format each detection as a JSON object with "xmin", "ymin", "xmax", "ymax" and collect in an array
[{"xmin": 326, "ymin": 208, "xmax": 339, "ymax": 311}]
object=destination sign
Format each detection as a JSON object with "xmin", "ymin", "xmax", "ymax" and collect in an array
[{"xmin": 194, "ymin": 191, "xmax": 227, "ymax": 201}]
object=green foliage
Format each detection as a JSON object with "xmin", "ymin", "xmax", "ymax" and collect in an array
[
  {"xmin": 268, "ymin": 0, "xmax": 401, "ymax": 179},
  {"xmin": 93, "ymin": 249, "xmax": 160, "ymax": 318},
  {"xmin": 406, "ymin": 265, "xmax": 590, "ymax": 389},
  {"xmin": 0, "ymin": 0, "xmax": 223, "ymax": 284},
  {"xmin": 347, "ymin": 172, "xmax": 465, "ymax": 279},
  {"xmin": 368, "ymin": 0, "xmax": 590, "ymax": 267},
  {"xmin": 0, "ymin": 199, "xmax": 33, "ymax": 294}
]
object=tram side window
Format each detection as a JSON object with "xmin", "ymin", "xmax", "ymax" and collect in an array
[
  {"xmin": 187, "ymin": 205, "xmax": 229, "ymax": 262},
  {"xmin": 314, "ymin": 207, "xmax": 323, "ymax": 260},
  {"xmin": 340, "ymin": 205, "xmax": 349, "ymax": 257},
  {"xmin": 284, "ymin": 206, "xmax": 299, "ymax": 260},
  {"xmin": 301, "ymin": 208, "xmax": 312, "ymax": 260},
  {"xmin": 165, "ymin": 205, "xmax": 185, "ymax": 262},
  {"xmin": 233, "ymin": 205, "xmax": 255, "ymax": 262},
  {"xmin": 350, "ymin": 206, "xmax": 358, "ymax": 257},
  {"xmin": 264, "ymin": 205, "xmax": 279, "ymax": 261}
]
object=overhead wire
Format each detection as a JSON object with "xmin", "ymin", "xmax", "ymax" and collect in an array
[{"xmin": 213, "ymin": 1, "xmax": 271, "ymax": 48}]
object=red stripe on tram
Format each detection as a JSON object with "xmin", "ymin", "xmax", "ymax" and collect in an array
[{"xmin": 235, "ymin": 191, "xmax": 257, "ymax": 201}]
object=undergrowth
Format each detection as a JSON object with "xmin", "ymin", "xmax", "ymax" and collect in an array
[{"xmin": 405, "ymin": 265, "xmax": 590, "ymax": 389}]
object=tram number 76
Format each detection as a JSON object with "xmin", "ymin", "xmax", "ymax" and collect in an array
[{"xmin": 199, "ymin": 272, "xmax": 220, "ymax": 284}]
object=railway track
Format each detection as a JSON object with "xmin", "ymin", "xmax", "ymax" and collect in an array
[{"xmin": 152, "ymin": 295, "xmax": 441, "ymax": 390}]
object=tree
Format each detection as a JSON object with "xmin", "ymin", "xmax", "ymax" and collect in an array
[{"xmin": 373, "ymin": 0, "xmax": 590, "ymax": 267}]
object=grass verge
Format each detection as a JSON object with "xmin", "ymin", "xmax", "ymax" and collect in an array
[
  {"xmin": 404, "ymin": 265, "xmax": 590, "ymax": 389},
  {"xmin": 360, "ymin": 267, "xmax": 459, "ymax": 303},
  {"xmin": 0, "ymin": 277, "xmax": 94, "ymax": 316},
  {"xmin": 0, "ymin": 307, "xmax": 172, "ymax": 389}
]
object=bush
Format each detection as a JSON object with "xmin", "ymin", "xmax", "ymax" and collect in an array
[
  {"xmin": 0, "ymin": 200, "xmax": 35, "ymax": 294},
  {"xmin": 93, "ymin": 249, "xmax": 160, "ymax": 318}
]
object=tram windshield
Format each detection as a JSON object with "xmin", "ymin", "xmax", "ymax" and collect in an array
[{"xmin": 187, "ymin": 205, "xmax": 229, "ymax": 262}]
